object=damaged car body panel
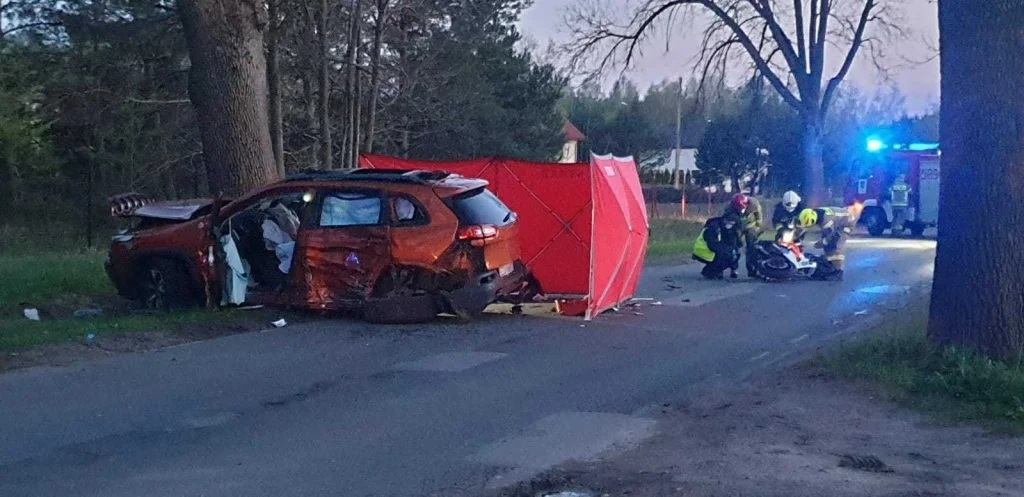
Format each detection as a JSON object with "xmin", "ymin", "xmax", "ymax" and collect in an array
[{"xmin": 105, "ymin": 170, "xmax": 535, "ymax": 322}]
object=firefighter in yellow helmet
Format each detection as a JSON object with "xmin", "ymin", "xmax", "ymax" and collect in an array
[{"xmin": 797, "ymin": 206, "xmax": 858, "ymax": 280}]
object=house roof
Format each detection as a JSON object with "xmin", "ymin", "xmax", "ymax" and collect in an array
[{"xmin": 563, "ymin": 121, "xmax": 586, "ymax": 141}]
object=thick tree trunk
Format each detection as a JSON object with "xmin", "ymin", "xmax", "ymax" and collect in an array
[
  {"xmin": 801, "ymin": 113, "xmax": 826, "ymax": 204},
  {"xmin": 928, "ymin": 0, "xmax": 1024, "ymax": 359},
  {"xmin": 267, "ymin": 0, "xmax": 285, "ymax": 177},
  {"xmin": 318, "ymin": 0, "xmax": 332, "ymax": 170},
  {"xmin": 177, "ymin": 0, "xmax": 279, "ymax": 196}
]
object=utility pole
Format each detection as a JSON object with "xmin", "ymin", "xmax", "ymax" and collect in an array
[{"xmin": 673, "ymin": 77, "xmax": 683, "ymax": 190}]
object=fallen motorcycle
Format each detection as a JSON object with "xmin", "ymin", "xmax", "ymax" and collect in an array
[{"xmin": 750, "ymin": 229, "xmax": 834, "ymax": 282}]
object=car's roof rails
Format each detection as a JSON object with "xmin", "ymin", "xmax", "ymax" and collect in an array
[{"xmin": 285, "ymin": 168, "xmax": 455, "ymax": 185}]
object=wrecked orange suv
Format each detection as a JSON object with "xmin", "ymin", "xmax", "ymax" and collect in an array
[{"xmin": 105, "ymin": 170, "xmax": 536, "ymax": 322}]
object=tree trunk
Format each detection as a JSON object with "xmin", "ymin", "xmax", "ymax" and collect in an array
[
  {"xmin": 364, "ymin": 0, "xmax": 386, "ymax": 154},
  {"xmin": 928, "ymin": 0, "xmax": 1024, "ymax": 359},
  {"xmin": 267, "ymin": 0, "xmax": 285, "ymax": 177},
  {"xmin": 345, "ymin": 0, "xmax": 363, "ymax": 168},
  {"xmin": 801, "ymin": 113, "xmax": 826, "ymax": 204},
  {"xmin": 317, "ymin": 0, "xmax": 332, "ymax": 170},
  {"xmin": 177, "ymin": 0, "xmax": 279, "ymax": 196}
]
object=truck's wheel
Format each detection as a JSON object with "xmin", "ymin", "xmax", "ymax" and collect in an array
[
  {"xmin": 139, "ymin": 258, "xmax": 196, "ymax": 310},
  {"xmin": 864, "ymin": 209, "xmax": 887, "ymax": 237}
]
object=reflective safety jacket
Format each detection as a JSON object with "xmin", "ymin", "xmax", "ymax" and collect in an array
[{"xmin": 693, "ymin": 217, "xmax": 741, "ymax": 263}]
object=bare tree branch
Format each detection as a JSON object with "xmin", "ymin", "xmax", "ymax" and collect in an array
[{"xmin": 821, "ymin": 0, "xmax": 875, "ymax": 112}]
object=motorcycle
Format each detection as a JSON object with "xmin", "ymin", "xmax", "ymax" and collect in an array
[{"xmin": 751, "ymin": 228, "xmax": 832, "ymax": 281}]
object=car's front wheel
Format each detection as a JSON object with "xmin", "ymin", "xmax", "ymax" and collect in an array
[{"xmin": 139, "ymin": 258, "xmax": 196, "ymax": 311}]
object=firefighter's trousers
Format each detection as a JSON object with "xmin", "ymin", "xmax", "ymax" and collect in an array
[{"xmin": 821, "ymin": 228, "xmax": 849, "ymax": 271}]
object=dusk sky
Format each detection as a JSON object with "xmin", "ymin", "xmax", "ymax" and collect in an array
[{"xmin": 518, "ymin": 1, "xmax": 940, "ymax": 114}]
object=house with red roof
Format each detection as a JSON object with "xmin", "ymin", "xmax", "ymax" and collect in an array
[{"xmin": 559, "ymin": 121, "xmax": 586, "ymax": 163}]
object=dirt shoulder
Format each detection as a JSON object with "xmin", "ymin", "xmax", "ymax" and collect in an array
[{"xmin": 499, "ymin": 368, "xmax": 1024, "ymax": 497}]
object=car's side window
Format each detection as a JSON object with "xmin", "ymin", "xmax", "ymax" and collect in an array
[
  {"xmin": 320, "ymin": 191, "xmax": 384, "ymax": 227},
  {"xmin": 389, "ymin": 195, "xmax": 428, "ymax": 226}
]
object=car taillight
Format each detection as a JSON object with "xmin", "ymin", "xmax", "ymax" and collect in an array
[{"xmin": 458, "ymin": 224, "xmax": 499, "ymax": 246}]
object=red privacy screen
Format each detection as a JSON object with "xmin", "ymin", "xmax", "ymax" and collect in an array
[{"xmin": 360, "ymin": 155, "xmax": 593, "ymax": 295}]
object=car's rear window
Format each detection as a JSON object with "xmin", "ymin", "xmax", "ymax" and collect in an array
[{"xmin": 449, "ymin": 188, "xmax": 515, "ymax": 226}]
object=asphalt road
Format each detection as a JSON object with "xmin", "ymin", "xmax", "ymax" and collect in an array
[{"xmin": 0, "ymin": 235, "xmax": 937, "ymax": 497}]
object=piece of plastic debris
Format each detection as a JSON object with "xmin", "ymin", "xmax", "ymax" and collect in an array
[
  {"xmin": 632, "ymin": 312, "xmax": 644, "ymax": 316},
  {"xmin": 271, "ymin": 318, "xmax": 288, "ymax": 328},
  {"xmin": 854, "ymin": 309, "xmax": 869, "ymax": 316},
  {"xmin": 681, "ymin": 298, "xmax": 691, "ymax": 303},
  {"xmin": 85, "ymin": 333, "xmax": 96, "ymax": 340},
  {"xmin": 23, "ymin": 308, "xmax": 40, "ymax": 321},
  {"xmin": 652, "ymin": 301, "xmax": 663, "ymax": 306},
  {"xmin": 73, "ymin": 308, "xmax": 103, "ymax": 319},
  {"xmin": 238, "ymin": 305, "xmax": 265, "ymax": 311},
  {"xmin": 542, "ymin": 492, "xmax": 592, "ymax": 497},
  {"xmin": 631, "ymin": 297, "xmax": 655, "ymax": 301},
  {"xmin": 776, "ymin": 294, "xmax": 788, "ymax": 298}
]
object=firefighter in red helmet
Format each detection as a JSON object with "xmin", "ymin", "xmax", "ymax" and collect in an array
[{"xmin": 723, "ymin": 193, "xmax": 765, "ymax": 278}]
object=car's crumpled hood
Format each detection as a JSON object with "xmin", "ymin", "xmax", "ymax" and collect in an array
[{"xmin": 131, "ymin": 199, "xmax": 214, "ymax": 220}]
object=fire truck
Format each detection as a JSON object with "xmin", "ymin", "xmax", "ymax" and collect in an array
[{"xmin": 843, "ymin": 139, "xmax": 940, "ymax": 237}]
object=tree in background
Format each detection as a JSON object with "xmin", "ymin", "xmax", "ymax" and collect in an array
[
  {"xmin": 929, "ymin": 1, "xmax": 1024, "ymax": 358},
  {"xmin": 565, "ymin": 0, "xmax": 906, "ymax": 203}
]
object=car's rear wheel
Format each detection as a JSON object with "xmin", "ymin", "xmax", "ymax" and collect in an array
[
  {"xmin": 139, "ymin": 258, "xmax": 196, "ymax": 311},
  {"xmin": 361, "ymin": 269, "xmax": 440, "ymax": 324}
]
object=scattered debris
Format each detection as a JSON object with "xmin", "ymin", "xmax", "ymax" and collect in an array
[
  {"xmin": 85, "ymin": 333, "xmax": 96, "ymax": 341},
  {"xmin": 681, "ymin": 298, "xmax": 691, "ymax": 303},
  {"xmin": 542, "ymin": 492, "xmax": 592, "ymax": 497},
  {"xmin": 664, "ymin": 284, "xmax": 683, "ymax": 290},
  {"xmin": 854, "ymin": 309, "xmax": 869, "ymax": 316},
  {"xmin": 238, "ymin": 305, "xmax": 265, "ymax": 311},
  {"xmin": 652, "ymin": 301, "xmax": 663, "ymax": 306},
  {"xmin": 632, "ymin": 312, "xmax": 644, "ymax": 316},
  {"xmin": 23, "ymin": 308, "xmax": 40, "ymax": 321},
  {"xmin": 631, "ymin": 297, "xmax": 655, "ymax": 302},
  {"xmin": 838, "ymin": 454, "xmax": 894, "ymax": 473},
  {"xmin": 271, "ymin": 318, "xmax": 288, "ymax": 328},
  {"xmin": 73, "ymin": 308, "xmax": 104, "ymax": 319},
  {"xmin": 776, "ymin": 294, "xmax": 788, "ymax": 298}
]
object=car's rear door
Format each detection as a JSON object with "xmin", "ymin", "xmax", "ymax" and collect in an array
[{"xmin": 293, "ymin": 188, "xmax": 391, "ymax": 308}]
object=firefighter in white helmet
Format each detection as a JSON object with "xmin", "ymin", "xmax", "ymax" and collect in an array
[{"xmin": 772, "ymin": 191, "xmax": 805, "ymax": 235}]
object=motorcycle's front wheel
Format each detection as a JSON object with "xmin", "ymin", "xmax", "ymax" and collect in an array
[{"xmin": 755, "ymin": 255, "xmax": 798, "ymax": 281}]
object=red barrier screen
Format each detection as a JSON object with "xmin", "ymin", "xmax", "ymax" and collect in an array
[{"xmin": 360, "ymin": 155, "xmax": 592, "ymax": 295}]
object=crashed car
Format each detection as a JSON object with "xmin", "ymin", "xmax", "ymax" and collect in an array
[{"xmin": 105, "ymin": 169, "xmax": 538, "ymax": 323}]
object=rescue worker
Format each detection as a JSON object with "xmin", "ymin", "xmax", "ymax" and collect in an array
[
  {"xmin": 723, "ymin": 193, "xmax": 764, "ymax": 277},
  {"xmin": 693, "ymin": 212, "xmax": 742, "ymax": 280},
  {"xmin": 771, "ymin": 190, "xmax": 805, "ymax": 233},
  {"xmin": 796, "ymin": 207, "xmax": 858, "ymax": 281}
]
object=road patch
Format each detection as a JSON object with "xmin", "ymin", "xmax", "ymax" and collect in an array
[
  {"xmin": 392, "ymin": 351, "xmax": 508, "ymax": 372},
  {"xmin": 474, "ymin": 411, "xmax": 656, "ymax": 488}
]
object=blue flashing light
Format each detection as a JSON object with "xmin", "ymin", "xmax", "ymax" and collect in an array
[
  {"xmin": 866, "ymin": 138, "xmax": 885, "ymax": 152},
  {"xmin": 907, "ymin": 142, "xmax": 940, "ymax": 152}
]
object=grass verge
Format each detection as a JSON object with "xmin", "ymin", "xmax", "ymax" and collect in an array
[
  {"xmin": 815, "ymin": 315, "xmax": 1024, "ymax": 434},
  {"xmin": 0, "ymin": 310, "xmax": 236, "ymax": 353},
  {"xmin": 0, "ymin": 251, "xmax": 261, "ymax": 358},
  {"xmin": 0, "ymin": 252, "xmax": 110, "ymax": 308},
  {"xmin": 647, "ymin": 218, "xmax": 703, "ymax": 259}
]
